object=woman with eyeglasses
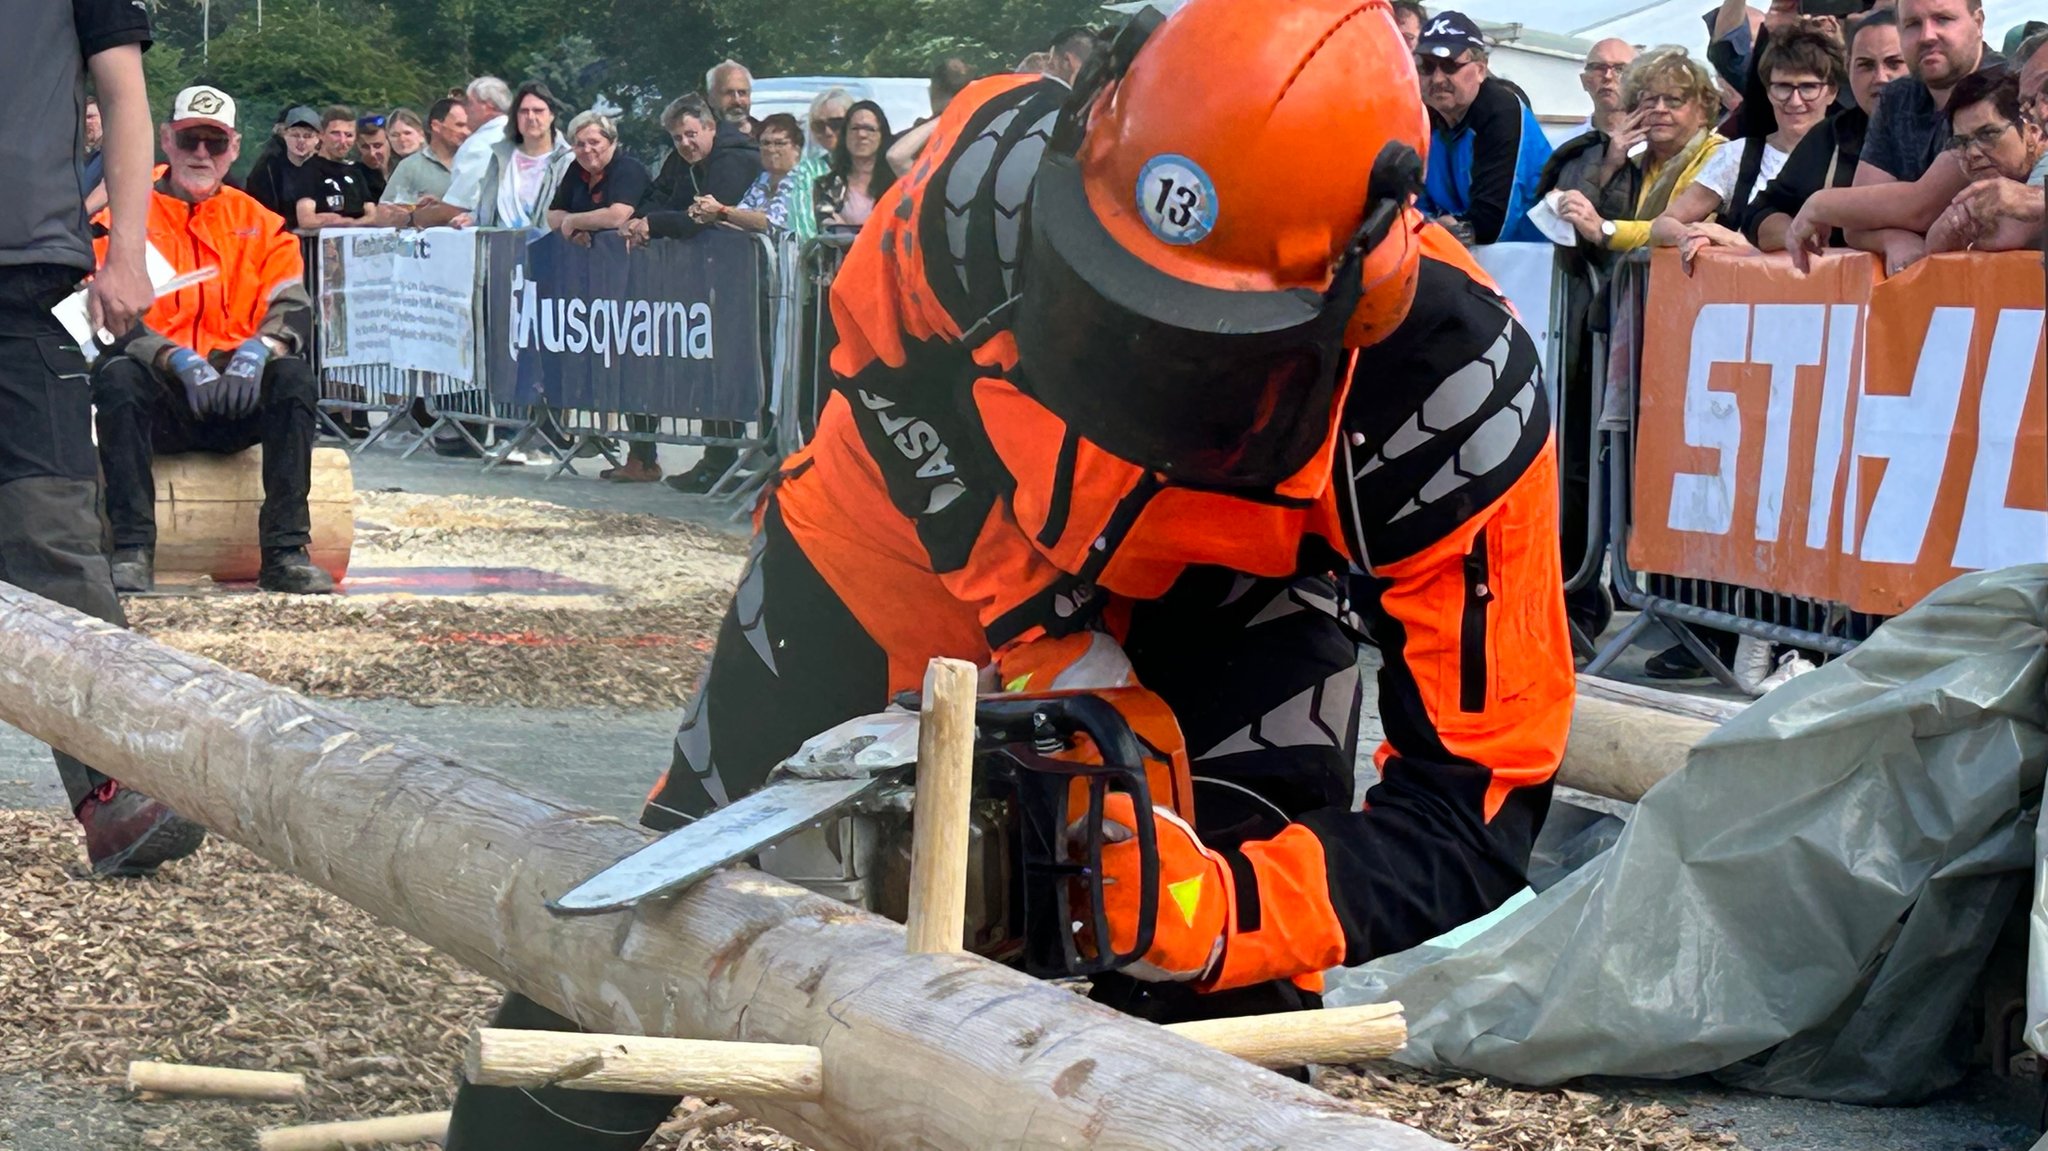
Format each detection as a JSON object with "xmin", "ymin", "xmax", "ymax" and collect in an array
[
  {"xmin": 1553, "ymin": 47, "xmax": 1726, "ymax": 251},
  {"xmin": 688, "ymin": 112, "xmax": 803, "ymax": 234},
  {"xmin": 813, "ymin": 100, "xmax": 895, "ymax": 232},
  {"xmin": 1926, "ymin": 69, "xmax": 2048, "ymax": 253},
  {"xmin": 1648, "ymin": 26, "xmax": 1845, "ymax": 256}
]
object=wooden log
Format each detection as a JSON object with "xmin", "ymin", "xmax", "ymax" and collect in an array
[
  {"xmin": 126, "ymin": 1060, "xmax": 307, "ymax": 1101},
  {"xmin": 0, "ymin": 584, "xmax": 1450, "ymax": 1151},
  {"xmin": 1558, "ymin": 675, "xmax": 1731, "ymax": 804},
  {"xmin": 466, "ymin": 1029, "xmax": 823, "ymax": 1098},
  {"xmin": 153, "ymin": 446, "xmax": 354, "ymax": 584},
  {"xmin": 905, "ymin": 657, "xmax": 978, "ymax": 954},
  {"xmin": 256, "ymin": 1111, "xmax": 450, "ymax": 1151},
  {"xmin": 1164, "ymin": 1003, "xmax": 1407, "ymax": 1069}
]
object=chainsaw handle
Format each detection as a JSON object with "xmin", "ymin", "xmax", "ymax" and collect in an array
[{"xmin": 973, "ymin": 694, "xmax": 1160, "ymax": 976}]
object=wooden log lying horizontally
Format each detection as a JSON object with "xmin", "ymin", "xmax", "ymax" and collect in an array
[
  {"xmin": 467, "ymin": 1030, "xmax": 824, "ymax": 1099},
  {"xmin": 468, "ymin": 1003, "xmax": 1407, "ymax": 1093},
  {"xmin": 256, "ymin": 1110, "xmax": 449, "ymax": 1151},
  {"xmin": 153, "ymin": 446, "xmax": 354, "ymax": 584},
  {"xmin": 1166, "ymin": 1002, "xmax": 1407, "ymax": 1069},
  {"xmin": 127, "ymin": 1060, "xmax": 307, "ymax": 1101},
  {"xmin": 1557, "ymin": 675, "xmax": 1735, "ymax": 803},
  {"xmin": 0, "ymin": 583, "xmax": 1449, "ymax": 1151}
]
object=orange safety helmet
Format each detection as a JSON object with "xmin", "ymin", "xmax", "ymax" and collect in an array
[{"xmin": 1013, "ymin": 0, "xmax": 1428, "ymax": 491}]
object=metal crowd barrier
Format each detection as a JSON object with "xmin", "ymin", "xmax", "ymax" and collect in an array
[
  {"xmin": 304, "ymin": 226, "xmax": 806, "ymax": 505},
  {"xmin": 537, "ymin": 231, "xmax": 785, "ymax": 507},
  {"xmin": 1574, "ymin": 249, "xmax": 1881, "ymax": 688},
  {"xmin": 788, "ymin": 233, "xmax": 855, "ymax": 450}
]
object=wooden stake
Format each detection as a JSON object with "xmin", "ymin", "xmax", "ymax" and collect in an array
[
  {"xmin": 1164, "ymin": 1003, "xmax": 1407, "ymax": 1069},
  {"xmin": 469, "ymin": 1004, "xmax": 1406, "ymax": 1096},
  {"xmin": 256, "ymin": 1111, "xmax": 450, "ymax": 1151},
  {"xmin": 905, "ymin": 657, "xmax": 979, "ymax": 954},
  {"xmin": 126, "ymin": 1060, "xmax": 306, "ymax": 1102},
  {"xmin": 0, "ymin": 583, "xmax": 1455, "ymax": 1151},
  {"xmin": 466, "ymin": 1029, "xmax": 823, "ymax": 1099}
]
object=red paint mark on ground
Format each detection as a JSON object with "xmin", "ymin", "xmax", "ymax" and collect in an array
[{"xmin": 416, "ymin": 632, "xmax": 696, "ymax": 649}]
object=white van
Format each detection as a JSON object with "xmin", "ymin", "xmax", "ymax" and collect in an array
[{"xmin": 750, "ymin": 76, "xmax": 934, "ymax": 138}]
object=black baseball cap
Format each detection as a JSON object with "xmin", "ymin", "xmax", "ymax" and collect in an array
[
  {"xmin": 283, "ymin": 105, "xmax": 321, "ymax": 131},
  {"xmin": 1416, "ymin": 11, "xmax": 1487, "ymax": 58}
]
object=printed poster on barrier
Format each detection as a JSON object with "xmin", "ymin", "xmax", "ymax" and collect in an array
[
  {"xmin": 481, "ymin": 229, "xmax": 763, "ymax": 422},
  {"xmin": 1631, "ymin": 248, "xmax": 2046, "ymax": 615},
  {"xmin": 317, "ymin": 227, "xmax": 478, "ymax": 383}
]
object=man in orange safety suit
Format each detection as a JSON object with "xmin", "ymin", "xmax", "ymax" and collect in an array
[{"xmin": 445, "ymin": 1, "xmax": 1573, "ymax": 1145}]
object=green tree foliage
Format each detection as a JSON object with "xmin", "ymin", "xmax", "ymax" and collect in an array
[{"xmin": 139, "ymin": 0, "xmax": 1115, "ymax": 158}]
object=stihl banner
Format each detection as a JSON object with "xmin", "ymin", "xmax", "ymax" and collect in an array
[{"xmin": 1630, "ymin": 249, "xmax": 2047, "ymax": 615}]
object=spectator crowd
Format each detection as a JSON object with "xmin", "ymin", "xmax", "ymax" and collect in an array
[{"xmin": 1406, "ymin": 0, "xmax": 2045, "ymax": 692}]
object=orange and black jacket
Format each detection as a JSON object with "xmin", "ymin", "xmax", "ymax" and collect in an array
[
  {"xmin": 779, "ymin": 75, "xmax": 1573, "ymax": 985},
  {"xmin": 92, "ymin": 169, "xmax": 310, "ymax": 370}
]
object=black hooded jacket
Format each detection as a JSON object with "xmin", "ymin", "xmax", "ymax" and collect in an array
[{"xmin": 637, "ymin": 121, "xmax": 762, "ymax": 240}]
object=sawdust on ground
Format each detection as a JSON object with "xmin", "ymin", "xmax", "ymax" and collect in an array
[
  {"xmin": 124, "ymin": 493, "xmax": 748, "ymax": 710},
  {"xmin": 0, "ymin": 801, "xmax": 1747, "ymax": 1150},
  {"xmin": 7, "ymin": 490, "xmax": 1753, "ymax": 1149}
]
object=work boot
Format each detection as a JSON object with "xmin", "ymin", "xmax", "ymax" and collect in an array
[
  {"xmin": 109, "ymin": 546, "xmax": 154, "ymax": 595},
  {"xmin": 661, "ymin": 462, "xmax": 720, "ymax": 494},
  {"xmin": 601, "ymin": 459, "xmax": 663, "ymax": 483},
  {"xmin": 75, "ymin": 780, "xmax": 207, "ymax": 876},
  {"xmin": 258, "ymin": 547, "xmax": 336, "ymax": 595}
]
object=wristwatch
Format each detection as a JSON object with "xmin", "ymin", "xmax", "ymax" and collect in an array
[{"xmin": 1600, "ymin": 220, "xmax": 1617, "ymax": 238}]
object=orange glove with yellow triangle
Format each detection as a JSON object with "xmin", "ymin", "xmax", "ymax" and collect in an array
[{"xmin": 1087, "ymin": 792, "xmax": 1348, "ymax": 990}]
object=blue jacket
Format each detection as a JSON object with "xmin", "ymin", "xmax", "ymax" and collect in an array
[{"xmin": 1418, "ymin": 77, "xmax": 1553, "ymax": 244}]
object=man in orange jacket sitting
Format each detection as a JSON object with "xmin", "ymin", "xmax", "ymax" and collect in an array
[{"xmin": 90, "ymin": 85, "xmax": 331, "ymax": 595}]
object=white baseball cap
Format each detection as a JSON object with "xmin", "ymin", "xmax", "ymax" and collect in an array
[{"xmin": 168, "ymin": 86, "xmax": 237, "ymax": 132}]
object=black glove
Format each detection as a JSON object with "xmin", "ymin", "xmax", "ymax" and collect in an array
[
  {"xmin": 164, "ymin": 346, "xmax": 223, "ymax": 417},
  {"xmin": 219, "ymin": 337, "xmax": 270, "ymax": 420}
]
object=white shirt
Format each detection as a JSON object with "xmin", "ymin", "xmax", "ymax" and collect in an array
[
  {"xmin": 442, "ymin": 113, "xmax": 505, "ymax": 212},
  {"xmin": 1695, "ymin": 138, "xmax": 1790, "ymax": 207},
  {"xmin": 499, "ymin": 149, "xmax": 550, "ymax": 228}
]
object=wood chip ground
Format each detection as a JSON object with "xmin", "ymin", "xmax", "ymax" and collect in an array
[{"xmin": 1, "ymin": 491, "xmax": 1748, "ymax": 1149}]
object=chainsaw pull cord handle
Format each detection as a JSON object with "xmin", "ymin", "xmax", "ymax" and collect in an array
[{"xmin": 971, "ymin": 694, "xmax": 1159, "ymax": 972}]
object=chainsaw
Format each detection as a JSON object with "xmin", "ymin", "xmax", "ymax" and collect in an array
[{"xmin": 549, "ymin": 688, "xmax": 1195, "ymax": 978}]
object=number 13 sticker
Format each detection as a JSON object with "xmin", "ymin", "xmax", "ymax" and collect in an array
[{"xmin": 1136, "ymin": 154, "xmax": 1218, "ymax": 245}]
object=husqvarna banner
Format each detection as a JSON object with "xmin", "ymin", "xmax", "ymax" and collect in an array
[
  {"xmin": 1631, "ymin": 248, "xmax": 2047, "ymax": 615},
  {"xmin": 481, "ymin": 228, "xmax": 764, "ymax": 420}
]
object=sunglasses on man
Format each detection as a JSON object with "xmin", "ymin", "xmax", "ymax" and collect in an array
[
  {"xmin": 1414, "ymin": 54, "xmax": 1474, "ymax": 77},
  {"xmin": 174, "ymin": 128, "xmax": 233, "ymax": 156},
  {"xmin": 358, "ymin": 114, "xmax": 386, "ymax": 130}
]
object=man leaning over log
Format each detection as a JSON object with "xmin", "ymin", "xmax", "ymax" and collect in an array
[{"xmin": 89, "ymin": 85, "xmax": 332, "ymax": 597}]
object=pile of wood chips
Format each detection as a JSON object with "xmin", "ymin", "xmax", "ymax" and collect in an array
[
  {"xmin": 0, "ymin": 808, "xmax": 796, "ymax": 1150},
  {"xmin": 0, "ymin": 491, "xmax": 1753, "ymax": 1149},
  {"xmin": 0, "ymin": 804, "xmax": 1747, "ymax": 1150},
  {"xmin": 124, "ymin": 493, "xmax": 748, "ymax": 710}
]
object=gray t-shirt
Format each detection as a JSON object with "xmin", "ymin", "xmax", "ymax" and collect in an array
[
  {"xmin": 380, "ymin": 147, "xmax": 455, "ymax": 207},
  {"xmin": 1861, "ymin": 48, "xmax": 2005, "ymax": 183},
  {"xmin": 3, "ymin": 0, "xmax": 152, "ymax": 271}
]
